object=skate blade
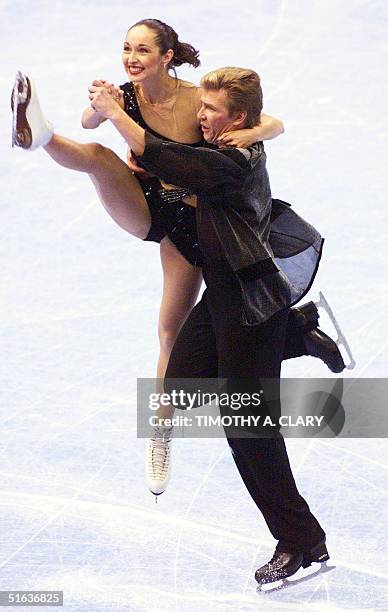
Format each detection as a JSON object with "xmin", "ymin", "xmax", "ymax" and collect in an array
[
  {"xmin": 256, "ymin": 561, "xmax": 334, "ymax": 593},
  {"xmin": 256, "ymin": 577, "xmax": 288, "ymax": 592},
  {"xmin": 316, "ymin": 292, "xmax": 356, "ymax": 370},
  {"xmin": 11, "ymin": 71, "xmax": 32, "ymax": 149}
]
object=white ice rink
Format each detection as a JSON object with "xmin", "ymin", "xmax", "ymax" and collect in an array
[{"xmin": 1, "ymin": 0, "xmax": 388, "ymax": 610}]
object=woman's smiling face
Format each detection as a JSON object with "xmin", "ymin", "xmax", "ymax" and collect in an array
[{"xmin": 122, "ymin": 25, "xmax": 172, "ymax": 82}]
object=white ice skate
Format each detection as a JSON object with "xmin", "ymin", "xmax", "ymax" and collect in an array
[
  {"xmin": 146, "ymin": 426, "xmax": 173, "ymax": 500},
  {"xmin": 316, "ymin": 292, "xmax": 356, "ymax": 370},
  {"xmin": 11, "ymin": 71, "xmax": 53, "ymax": 150}
]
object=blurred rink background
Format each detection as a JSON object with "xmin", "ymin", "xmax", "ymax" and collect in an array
[{"xmin": 0, "ymin": 0, "xmax": 387, "ymax": 610}]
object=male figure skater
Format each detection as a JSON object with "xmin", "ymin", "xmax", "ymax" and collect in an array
[
  {"xmin": 89, "ymin": 66, "xmax": 332, "ymax": 584},
  {"xmin": 12, "ymin": 67, "xmax": 340, "ymax": 585}
]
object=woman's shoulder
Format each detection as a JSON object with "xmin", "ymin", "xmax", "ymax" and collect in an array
[{"xmin": 176, "ymin": 79, "xmax": 201, "ymax": 108}]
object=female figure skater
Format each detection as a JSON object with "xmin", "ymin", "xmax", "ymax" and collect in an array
[{"xmin": 12, "ymin": 20, "xmax": 346, "ymax": 498}]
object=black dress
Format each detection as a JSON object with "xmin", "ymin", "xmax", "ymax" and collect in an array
[{"xmin": 120, "ymin": 82, "xmax": 203, "ymax": 267}]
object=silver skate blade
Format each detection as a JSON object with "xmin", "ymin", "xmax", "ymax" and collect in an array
[
  {"xmin": 11, "ymin": 71, "xmax": 31, "ymax": 149},
  {"xmin": 256, "ymin": 561, "xmax": 335, "ymax": 593},
  {"xmin": 316, "ymin": 292, "xmax": 356, "ymax": 370},
  {"xmin": 11, "ymin": 72, "xmax": 22, "ymax": 147}
]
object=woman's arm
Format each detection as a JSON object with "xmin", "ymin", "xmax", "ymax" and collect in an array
[
  {"xmin": 81, "ymin": 107, "xmax": 107, "ymax": 129},
  {"xmin": 217, "ymin": 112, "xmax": 284, "ymax": 147},
  {"xmin": 255, "ymin": 112, "xmax": 284, "ymax": 140},
  {"xmin": 88, "ymin": 84, "xmax": 250, "ymax": 194}
]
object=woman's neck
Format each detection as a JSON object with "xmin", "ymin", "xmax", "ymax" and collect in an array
[{"xmin": 138, "ymin": 71, "xmax": 178, "ymax": 104}]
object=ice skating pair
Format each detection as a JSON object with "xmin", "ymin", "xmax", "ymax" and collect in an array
[
  {"xmin": 255, "ymin": 539, "xmax": 330, "ymax": 587},
  {"xmin": 9, "ymin": 70, "xmax": 356, "ymax": 378},
  {"xmin": 11, "ymin": 71, "xmax": 355, "ymax": 503}
]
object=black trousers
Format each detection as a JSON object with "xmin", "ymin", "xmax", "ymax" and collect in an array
[{"xmin": 165, "ymin": 260, "xmax": 326, "ymax": 553}]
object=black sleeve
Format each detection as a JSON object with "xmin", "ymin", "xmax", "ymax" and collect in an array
[{"xmin": 135, "ymin": 131, "xmax": 251, "ymax": 195}]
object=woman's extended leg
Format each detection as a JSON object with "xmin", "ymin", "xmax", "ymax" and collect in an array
[
  {"xmin": 43, "ymin": 135, "xmax": 151, "ymax": 238},
  {"xmin": 12, "ymin": 71, "xmax": 151, "ymax": 238}
]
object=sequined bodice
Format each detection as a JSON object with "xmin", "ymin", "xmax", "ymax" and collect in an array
[
  {"xmin": 119, "ymin": 81, "xmax": 203, "ymax": 267},
  {"xmin": 119, "ymin": 81, "xmax": 203, "ymax": 146}
]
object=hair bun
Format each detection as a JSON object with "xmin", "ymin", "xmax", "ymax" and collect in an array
[{"xmin": 129, "ymin": 19, "xmax": 200, "ymax": 71}]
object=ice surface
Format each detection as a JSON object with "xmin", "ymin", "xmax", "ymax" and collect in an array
[{"xmin": 1, "ymin": 0, "xmax": 387, "ymax": 610}]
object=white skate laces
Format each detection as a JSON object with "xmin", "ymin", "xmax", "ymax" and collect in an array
[
  {"xmin": 146, "ymin": 425, "xmax": 173, "ymax": 499},
  {"xmin": 11, "ymin": 71, "xmax": 54, "ymax": 150}
]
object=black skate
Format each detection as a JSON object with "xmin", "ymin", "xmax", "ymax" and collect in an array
[
  {"xmin": 294, "ymin": 294, "xmax": 355, "ymax": 372},
  {"xmin": 255, "ymin": 540, "xmax": 330, "ymax": 587}
]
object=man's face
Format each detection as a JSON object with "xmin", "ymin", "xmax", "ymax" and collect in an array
[{"xmin": 197, "ymin": 89, "xmax": 238, "ymax": 144}]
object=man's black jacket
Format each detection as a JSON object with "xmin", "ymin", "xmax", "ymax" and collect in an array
[{"xmin": 138, "ymin": 132, "xmax": 323, "ymax": 326}]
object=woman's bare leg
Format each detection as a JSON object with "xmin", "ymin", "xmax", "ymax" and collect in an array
[
  {"xmin": 146, "ymin": 237, "xmax": 202, "ymax": 496},
  {"xmin": 158, "ymin": 237, "xmax": 202, "ymax": 375},
  {"xmin": 155, "ymin": 237, "xmax": 203, "ymax": 423},
  {"xmin": 44, "ymin": 135, "xmax": 151, "ymax": 238}
]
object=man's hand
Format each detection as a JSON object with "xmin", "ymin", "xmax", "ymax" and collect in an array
[{"xmin": 127, "ymin": 147, "xmax": 154, "ymax": 179}]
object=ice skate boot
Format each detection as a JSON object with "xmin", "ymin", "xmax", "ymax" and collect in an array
[
  {"xmin": 255, "ymin": 550, "xmax": 304, "ymax": 585},
  {"xmin": 255, "ymin": 539, "xmax": 329, "ymax": 586},
  {"xmin": 301, "ymin": 539, "xmax": 330, "ymax": 568},
  {"xmin": 293, "ymin": 301, "xmax": 346, "ymax": 373},
  {"xmin": 146, "ymin": 425, "xmax": 173, "ymax": 501},
  {"xmin": 11, "ymin": 71, "xmax": 53, "ymax": 150}
]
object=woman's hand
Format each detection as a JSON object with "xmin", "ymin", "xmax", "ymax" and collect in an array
[
  {"xmin": 126, "ymin": 147, "xmax": 155, "ymax": 179},
  {"xmin": 216, "ymin": 128, "xmax": 259, "ymax": 148},
  {"xmin": 216, "ymin": 114, "xmax": 284, "ymax": 147},
  {"xmin": 88, "ymin": 82, "xmax": 123, "ymax": 119},
  {"xmin": 91, "ymin": 80, "xmax": 124, "ymax": 105}
]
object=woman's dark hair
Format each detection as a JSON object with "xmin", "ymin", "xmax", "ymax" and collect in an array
[{"xmin": 129, "ymin": 19, "xmax": 200, "ymax": 72}]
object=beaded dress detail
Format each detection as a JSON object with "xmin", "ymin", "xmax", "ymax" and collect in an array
[{"xmin": 119, "ymin": 81, "xmax": 202, "ymax": 267}]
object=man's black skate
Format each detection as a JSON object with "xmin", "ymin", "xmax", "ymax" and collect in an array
[
  {"xmin": 301, "ymin": 539, "xmax": 330, "ymax": 568},
  {"xmin": 294, "ymin": 297, "xmax": 354, "ymax": 372},
  {"xmin": 255, "ymin": 540, "xmax": 329, "ymax": 586}
]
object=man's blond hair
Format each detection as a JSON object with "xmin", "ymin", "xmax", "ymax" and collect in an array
[{"xmin": 200, "ymin": 67, "xmax": 262, "ymax": 128}]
